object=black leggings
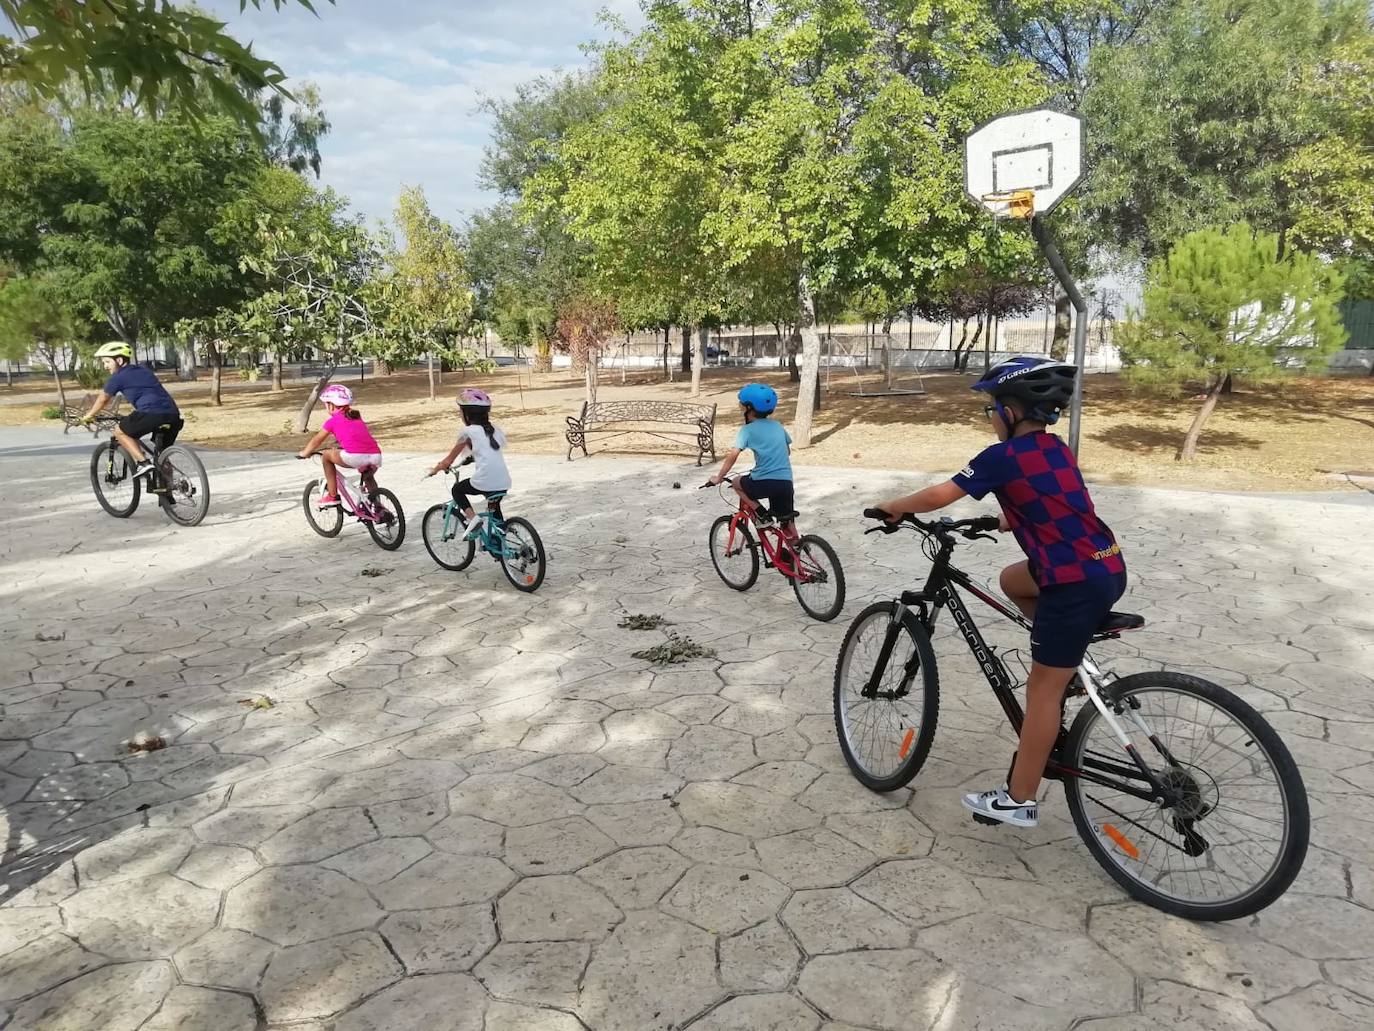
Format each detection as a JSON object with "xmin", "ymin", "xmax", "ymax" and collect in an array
[{"xmin": 452, "ymin": 478, "xmax": 500, "ymax": 513}]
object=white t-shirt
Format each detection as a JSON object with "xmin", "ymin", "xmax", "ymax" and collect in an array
[{"xmin": 459, "ymin": 425, "xmax": 511, "ymax": 491}]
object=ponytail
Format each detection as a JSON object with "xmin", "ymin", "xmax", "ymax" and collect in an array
[
  {"xmin": 461, "ymin": 405, "xmax": 500, "ymax": 449},
  {"xmin": 345, "ymin": 408, "xmax": 362, "ymax": 421}
]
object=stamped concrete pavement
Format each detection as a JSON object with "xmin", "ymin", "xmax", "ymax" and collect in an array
[{"xmin": 2, "ymin": 427, "xmax": 1373, "ymax": 1030}]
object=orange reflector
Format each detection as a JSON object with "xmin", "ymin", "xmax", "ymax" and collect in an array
[
  {"xmin": 525, "ymin": 575, "xmax": 534, "ymax": 585},
  {"xmin": 1103, "ymin": 823, "xmax": 1140, "ymax": 860},
  {"xmin": 898, "ymin": 729, "xmax": 915, "ymax": 760}
]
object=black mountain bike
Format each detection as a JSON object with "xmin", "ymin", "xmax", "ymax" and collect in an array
[
  {"xmin": 834, "ymin": 510, "xmax": 1309, "ymax": 921},
  {"xmin": 90, "ymin": 420, "xmax": 210, "ymax": 527}
]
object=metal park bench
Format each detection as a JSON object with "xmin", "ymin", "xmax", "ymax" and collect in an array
[{"xmin": 566, "ymin": 399, "xmax": 718, "ymax": 465}]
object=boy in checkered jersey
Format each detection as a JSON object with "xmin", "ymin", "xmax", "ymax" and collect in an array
[{"xmin": 874, "ymin": 356, "xmax": 1126, "ymax": 828}]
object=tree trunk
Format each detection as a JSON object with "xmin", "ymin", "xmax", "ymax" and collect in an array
[
  {"xmin": 1051, "ymin": 290, "xmax": 1071, "ymax": 360},
  {"xmin": 984, "ymin": 312, "xmax": 994, "ymax": 374},
  {"xmin": 272, "ymin": 352, "xmax": 284, "ymax": 392},
  {"xmin": 585, "ymin": 351, "xmax": 599, "ymax": 405},
  {"xmin": 295, "ymin": 366, "xmax": 335, "ymax": 434},
  {"xmin": 4, "ymin": 360, "xmax": 10, "ymax": 388},
  {"xmin": 690, "ymin": 325, "xmax": 707, "ymax": 397},
  {"xmin": 662, "ymin": 341, "xmax": 669, "ymax": 380},
  {"xmin": 208, "ymin": 342, "xmax": 223, "ymax": 406},
  {"xmin": 428, "ymin": 351, "xmax": 437, "ymax": 400},
  {"xmin": 176, "ymin": 339, "xmax": 198, "ymax": 381},
  {"xmin": 1178, "ymin": 374, "xmax": 1227, "ymax": 461},
  {"xmin": 792, "ymin": 273, "xmax": 824, "ymax": 447},
  {"xmin": 375, "ymin": 359, "xmax": 392, "ymax": 376},
  {"xmin": 50, "ymin": 354, "xmax": 67, "ymax": 409},
  {"xmin": 1220, "ymin": 373, "xmax": 1233, "ymax": 396},
  {"xmin": 883, "ymin": 327, "xmax": 894, "ymax": 389},
  {"xmin": 680, "ymin": 325, "xmax": 691, "ymax": 372}
]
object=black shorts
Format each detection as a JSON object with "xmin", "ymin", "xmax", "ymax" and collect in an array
[
  {"xmin": 452, "ymin": 477, "xmax": 503, "ymax": 511},
  {"xmin": 119, "ymin": 411, "xmax": 182, "ymax": 446},
  {"xmin": 740, "ymin": 476, "xmax": 795, "ymax": 519},
  {"xmin": 1031, "ymin": 571, "xmax": 1128, "ymax": 668}
]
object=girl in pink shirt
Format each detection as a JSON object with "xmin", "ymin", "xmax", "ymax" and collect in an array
[{"xmin": 297, "ymin": 384, "xmax": 381, "ymax": 506}]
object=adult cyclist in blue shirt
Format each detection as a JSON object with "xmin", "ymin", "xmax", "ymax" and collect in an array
[
  {"xmin": 707, "ymin": 383, "xmax": 798, "ymax": 537},
  {"xmin": 80, "ymin": 341, "xmax": 183, "ymax": 480}
]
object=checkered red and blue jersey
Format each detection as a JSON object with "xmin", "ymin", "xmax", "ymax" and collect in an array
[{"xmin": 952, "ymin": 433, "xmax": 1124, "ymax": 587}]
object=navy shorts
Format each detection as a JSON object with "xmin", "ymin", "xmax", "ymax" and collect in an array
[
  {"xmin": 740, "ymin": 476, "xmax": 795, "ymax": 519},
  {"xmin": 1031, "ymin": 571, "xmax": 1128, "ymax": 668}
]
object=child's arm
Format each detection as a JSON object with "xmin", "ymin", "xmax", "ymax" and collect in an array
[
  {"xmin": 709, "ymin": 447, "xmax": 743, "ymax": 486},
  {"xmin": 297, "ymin": 427, "xmax": 331, "ymax": 458},
  {"xmin": 428, "ymin": 439, "xmax": 470, "ymax": 477},
  {"xmin": 875, "ymin": 480, "xmax": 967, "ymax": 521}
]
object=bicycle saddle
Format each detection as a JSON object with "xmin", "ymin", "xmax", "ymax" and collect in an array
[{"xmin": 1097, "ymin": 611, "xmax": 1145, "ymax": 634}]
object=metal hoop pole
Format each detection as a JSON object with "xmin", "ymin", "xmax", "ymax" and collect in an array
[{"xmin": 1031, "ymin": 215, "xmax": 1088, "ymax": 455}]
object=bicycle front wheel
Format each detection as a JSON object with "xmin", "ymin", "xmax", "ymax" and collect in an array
[
  {"xmin": 422, "ymin": 504, "xmax": 475, "ymax": 570},
  {"xmin": 500, "ymin": 517, "xmax": 546, "ymax": 592},
  {"xmin": 833, "ymin": 601, "xmax": 940, "ymax": 791},
  {"xmin": 791, "ymin": 534, "xmax": 846, "ymax": 622},
  {"xmin": 365, "ymin": 488, "xmax": 406, "ymax": 551},
  {"xmin": 708, "ymin": 514, "xmax": 759, "ymax": 591},
  {"xmin": 90, "ymin": 442, "xmax": 140, "ymax": 518},
  {"xmin": 1063, "ymin": 672, "xmax": 1309, "ymax": 921},
  {"xmin": 156, "ymin": 445, "xmax": 210, "ymax": 526},
  {"xmin": 302, "ymin": 480, "xmax": 343, "ymax": 537}
]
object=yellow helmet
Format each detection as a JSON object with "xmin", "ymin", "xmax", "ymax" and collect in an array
[{"xmin": 94, "ymin": 341, "xmax": 132, "ymax": 359}]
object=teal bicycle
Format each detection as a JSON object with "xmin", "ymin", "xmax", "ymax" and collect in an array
[{"xmin": 421, "ymin": 470, "xmax": 547, "ymax": 592}]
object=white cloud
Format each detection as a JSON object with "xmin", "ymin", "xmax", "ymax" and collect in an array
[{"xmin": 204, "ymin": 0, "xmax": 642, "ymax": 226}]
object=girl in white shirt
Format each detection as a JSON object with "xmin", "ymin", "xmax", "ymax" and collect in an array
[{"xmin": 427, "ymin": 388, "xmax": 512, "ymax": 539}]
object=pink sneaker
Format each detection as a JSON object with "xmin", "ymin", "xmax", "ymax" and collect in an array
[{"xmin": 317, "ymin": 493, "xmax": 340, "ymax": 508}]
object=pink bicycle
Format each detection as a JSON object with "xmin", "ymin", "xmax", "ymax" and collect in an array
[{"xmin": 298, "ymin": 455, "xmax": 406, "ymax": 550}]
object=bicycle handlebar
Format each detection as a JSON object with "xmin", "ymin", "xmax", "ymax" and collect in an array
[
  {"xmin": 698, "ymin": 475, "xmax": 735, "ymax": 489},
  {"xmin": 863, "ymin": 509, "xmax": 1000, "ymax": 542}
]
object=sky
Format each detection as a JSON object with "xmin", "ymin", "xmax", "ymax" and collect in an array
[{"xmin": 204, "ymin": 0, "xmax": 642, "ymax": 228}]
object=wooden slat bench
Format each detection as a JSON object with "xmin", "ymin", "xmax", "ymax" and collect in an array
[
  {"xmin": 60, "ymin": 393, "xmax": 122, "ymax": 435},
  {"xmin": 566, "ymin": 399, "xmax": 717, "ymax": 465}
]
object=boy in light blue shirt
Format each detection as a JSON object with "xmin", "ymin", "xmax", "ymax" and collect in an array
[{"xmin": 708, "ymin": 383, "xmax": 796, "ymax": 534}]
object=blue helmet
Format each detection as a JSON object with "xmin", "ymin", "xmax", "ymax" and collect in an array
[
  {"xmin": 738, "ymin": 382, "xmax": 778, "ymax": 415},
  {"xmin": 972, "ymin": 356, "xmax": 1076, "ymax": 421}
]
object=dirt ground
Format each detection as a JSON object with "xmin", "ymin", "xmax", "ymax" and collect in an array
[{"xmin": 5, "ymin": 364, "xmax": 1373, "ymax": 492}]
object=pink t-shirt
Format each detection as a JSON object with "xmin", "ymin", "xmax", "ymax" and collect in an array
[{"xmin": 324, "ymin": 412, "xmax": 380, "ymax": 455}]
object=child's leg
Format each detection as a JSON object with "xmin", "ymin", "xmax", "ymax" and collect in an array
[
  {"xmin": 1008, "ymin": 661, "xmax": 1077, "ymax": 801},
  {"xmin": 451, "ymin": 479, "xmax": 477, "ymax": 521},
  {"xmin": 1000, "ymin": 560, "xmax": 1039, "ymax": 619},
  {"xmin": 320, "ymin": 449, "xmax": 342, "ymax": 495}
]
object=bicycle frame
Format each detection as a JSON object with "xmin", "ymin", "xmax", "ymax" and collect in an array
[
  {"xmin": 437, "ymin": 492, "xmax": 511, "ymax": 559},
  {"xmin": 874, "ymin": 537, "xmax": 1170, "ymax": 806},
  {"xmin": 320, "ymin": 466, "xmax": 382, "ymax": 523}
]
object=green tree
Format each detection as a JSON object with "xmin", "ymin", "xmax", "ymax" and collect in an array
[
  {"xmin": 236, "ymin": 206, "xmax": 384, "ymax": 432},
  {"xmin": 538, "ymin": 0, "xmax": 1041, "ymax": 444},
  {"xmin": 1119, "ymin": 223, "xmax": 1347, "ymax": 461},
  {"xmin": 0, "ymin": 109, "xmax": 268, "ymax": 356},
  {"xmin": 473, "ymin": 72, "xmax": 600, "ymax": 371},
  {"xmin": 1080, "ymin": 0, "xmax": 1374, "ymax": 261},
  {"xmin": 0, "ymin": 272, "xmax": 75, "ymax": 402},
  {"xmin": 388, "ymin": 185, "xmax": 477, "ymax": 397},
  {"xmin": 1, "ymin": 0, "xmax": 328, "ymax": 129}
]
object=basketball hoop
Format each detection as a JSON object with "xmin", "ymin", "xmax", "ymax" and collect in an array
[{"xmin": 981, "ymin": 188, "xmax": 1035, "ymax": 220}]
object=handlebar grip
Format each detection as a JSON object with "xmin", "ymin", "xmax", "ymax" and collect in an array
[
  {"xmin": 862, "ymin": 508, "xmax": 891, "ymax": 521},
  {"xmin": 971, "ymin": 515, "xmax": 1001, "ymax": 532}
]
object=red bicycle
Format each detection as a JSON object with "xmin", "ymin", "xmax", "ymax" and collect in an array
[{"xmin": 701, "ymin": 476, "xmax": 846, "ymax": 621}]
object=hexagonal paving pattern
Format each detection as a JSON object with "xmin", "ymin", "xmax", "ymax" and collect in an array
[{"xmin": 2, "ymin": 440, "xmax": 1371, "ymax": 1029}]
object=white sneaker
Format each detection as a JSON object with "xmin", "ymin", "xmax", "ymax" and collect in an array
[
  {"xmin": 131, "ymin": 460, "xmax": 155, "ymax": 479},
  {"xmin": 961, "ymin": 785, "xmax": 1038, "ymax": 828},
  {"xmin": 461, "ymin": 515, "xmax": 484, "ymax": 541}
]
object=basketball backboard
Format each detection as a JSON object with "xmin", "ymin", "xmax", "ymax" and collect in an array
[{"xmin": 964, "ymin": 107, "xmax": 1084, "ymax": 217}]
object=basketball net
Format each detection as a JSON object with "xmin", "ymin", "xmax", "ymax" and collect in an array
[{"xmin": 981, "ymin": 188, "xmax": 1035, "ymax": 220}]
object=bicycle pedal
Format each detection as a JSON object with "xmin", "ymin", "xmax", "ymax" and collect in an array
[{"xmin": 970, "ymin": 814, "xmax": 1002, "ymax": 828}]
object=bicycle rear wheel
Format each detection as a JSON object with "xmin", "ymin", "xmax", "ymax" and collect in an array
[
  {"xmin": 302, "ymin": 480, "xmax": 343, "ymax": 537},
  {"xmin": 422, "ymin": 503, "xmax": 475, "ymax": 570},
  {"xmin": 90, "ymin": 442, "xmax": 140, "ymax": 518},
  {"xmin": 791, "ymin": 534, "xmax": 846, "ymax": 622},
  {"xmin": 709, "ymin": 514, "xmax": 759, "ymax": 591},
  {"xmin": 156, "ymin": 445, "xmax": 210, "ymax": 526},
  {"xmin": 500, "ymin": 517, "xmax": 546, "ymax": 592},
  {"xmin": 833, "ymin": 601, "xmax": 940, "ymax": 791},
  {"xmin": 1062, "ymin": 672, "xmax": 1309, "ymax": 921},
  {"xmin": 365, "ymin": 488, "xmax": 406, "ymax": 551}
]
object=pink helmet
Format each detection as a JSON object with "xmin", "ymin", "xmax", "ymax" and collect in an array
[
  {"xmin": 320, "ymin": 384, "xmax": 354, "ymax": 407},
  {"xmin": 457, "ymin": 388, "xmax": 492, "ymax": 408}
]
